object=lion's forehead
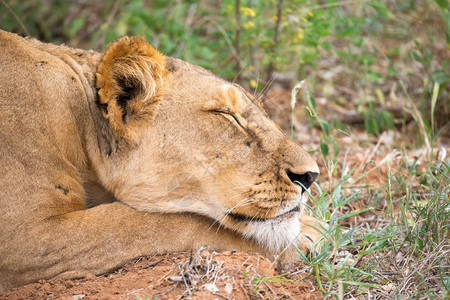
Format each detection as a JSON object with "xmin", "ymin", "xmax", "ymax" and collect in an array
[
  {"xmin": 165, "ymin": 58, "xmax": 281, "ymax": 141},
  {"xmin": 218, "ymin": 85, "xmax": 263, "ymax": 119}
]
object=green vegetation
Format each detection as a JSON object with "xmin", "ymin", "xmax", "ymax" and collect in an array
[
  {"xmin": 2, "ymin": 0, "xmax": 448, "ymax": 133},
  {"xmin": 2, "ymin": 0, "xmax": 448, "ymax": 298}
]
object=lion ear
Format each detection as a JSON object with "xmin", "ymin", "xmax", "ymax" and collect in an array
[{"xmin": 96, "ymin": 36, "xmax": 167, "ymax": 140}]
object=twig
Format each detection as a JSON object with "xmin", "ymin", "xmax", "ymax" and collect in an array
[
  {"xmin": 1, "ymin": 0, "xmax": 30, "ymax": 36},
  {"xmin": 174, "ymin": 3, "xmax": 198, "ymax": 57},
  {"xmin": 201, "ymin": 17, "xmax": 241, "ymax": 68},
  {"xmin": 266, "ymin": 0, "xmax": 284, "ymax": 83},
  {"xmin": 310, "ymin": 0, "xmax": 368, "ymax": 11},
  {"xmin": 127, "ymin": 288, "xmax": 144, "ymax": 296},
  {"xmin": 179, "ymin": 263, "xmax": 192, "ymax": 296},
  {"xmin": 234, "ymin": 0, "xmax": 242, "ymax": 81},
  {"xmin": 289, "ymin": 266, "xmax": 312, "ymax": 277},
  {"xmin": 240, "ymin": 283, "xmax": 251, "ymax": 300},
  {"xmin": 190, "ymin": 246, "xmax": 208, "ymax": 268},
  {"xmin": 97, "ymin": 0, "xmax": 120, "ymax": 46},
  {"xmin": 214, "ymin": 293, "xmax": 232, "ymax": 300},
  {"xmin": 153, "ymin": 285, "xmax": 176, "ymax": 298},
  {"xmin": 143, "ymin": 258, "xmax": 163, "ymax": 269},
  {"xmin": 248, "ymin": 0, "xmax": 257, "ymax": 84}
]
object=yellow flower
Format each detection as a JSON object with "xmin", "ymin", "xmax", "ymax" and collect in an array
[
  {"xmin": 307, "ymin": 10, "xmax": 314, "ymax": 17},
  {"xmin": 271, "ymin": 15, "xmax": 286, "ymax": 22},
  {"xmin": 243, "ymin": 21, "xmax": 255, "ymax": 29},
  {"xmin": 286, "ymin": 8, "xmax": 293, "ymax": 13},
  {"xmin": 293, "ymin": 29, "xmax": 304, "ymax": 43},
  {"xmin": 240, "ymin": 7, "xmax": 256, "ymax": 17},
  {"xmin": 250, "ymin": 79, "xmax": 258, "ymax": 88}
]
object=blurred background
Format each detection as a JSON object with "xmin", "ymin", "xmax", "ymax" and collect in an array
[{"xmin": 1, "ymin": 0, "xmax": 448, "ymax": 141}]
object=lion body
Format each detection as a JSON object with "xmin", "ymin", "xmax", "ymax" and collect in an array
[{"xmin": 0, "ymin": 30, "xmax": 320, "ymax": 291}]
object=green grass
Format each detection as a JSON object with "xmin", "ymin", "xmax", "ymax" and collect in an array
[
  {"xmin": 306, "ymin": 160, "xmax": 448, "ymax": 298},
  {"xmin": 294, "ymin": 85, "xmax": 449, "ymax": 298}
]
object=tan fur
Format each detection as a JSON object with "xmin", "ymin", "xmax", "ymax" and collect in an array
[{"xmin": 0, "ymin": 30, "xmax": 322, "ymax": 291}]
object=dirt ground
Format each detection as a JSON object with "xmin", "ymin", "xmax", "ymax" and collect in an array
[{"xmin": 0, "ymin": 250, "xmax": 322, "ymax": 300}]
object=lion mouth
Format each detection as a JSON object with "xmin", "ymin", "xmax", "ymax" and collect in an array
[{"xmin": 227, "ymin": 205, "xmax": 299, "ymax": 223}]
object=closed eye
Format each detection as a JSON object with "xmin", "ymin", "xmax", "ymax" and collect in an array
[
  {"xmin": 211, "ymin": 110, "xmax": 248, "ymax": 130},
  {"xmin": 230, "ymin": 113, "xmax": 247, "ymax": 128}
]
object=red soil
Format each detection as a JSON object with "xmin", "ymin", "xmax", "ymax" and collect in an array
[{"xmin": 0, "ymin": 250, "xmax": 322, "ymax": 299}]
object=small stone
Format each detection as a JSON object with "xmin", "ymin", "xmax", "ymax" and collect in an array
[
  {"xmin": 169, "ymin": 275, "xmax": 183, "ymax": 282},
  {"xmin": 203, "ymin": 283, "xmax": 219, "ymax": 293},
  {"xmin": 224, "ymin": 283, "xmax": 233, "ymax": 294},
  {"xmin": 381, "ymin": 283, "xmax": 395, "ymax": 292}
]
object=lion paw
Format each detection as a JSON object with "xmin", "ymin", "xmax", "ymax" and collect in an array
[{"xmin": 296, "ymin": 214, "xmax": 325, "ymax": 255}]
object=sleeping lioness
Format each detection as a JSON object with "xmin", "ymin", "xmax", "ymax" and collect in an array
[{"xmin": 0, "ymin": 30, "xmax": 321, "ymax": 291}]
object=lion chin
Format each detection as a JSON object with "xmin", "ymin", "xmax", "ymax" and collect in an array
[
  {"xmin": 244, "ymin": 212, "xmax": 301, "ymax": 254},
  {"xmin": 227, "ymin": 192, "xmax": 310, "ymax": 254},
  {"xmin": 0, "ymin": 29, "xmax": 322, "ymax": 292}
]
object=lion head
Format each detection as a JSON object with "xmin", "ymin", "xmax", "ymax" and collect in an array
[{"xmin": 92, "ymin": 37, "xmax": 319, "ymax": 253}]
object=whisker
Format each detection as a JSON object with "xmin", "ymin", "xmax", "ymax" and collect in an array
[
  {"xmin": 257, "ymin": 76, "xmax": 276, "ymax": 103},
  {"xmin": 252, "ymin": 72, "xmax": 261, "ymax": 97},
  {"xmin": 232, "ymin": 63, "xmax": 247, "ymax": 84},
  {"xmin": 229, "ymin": 183, "xmax": 254, "ymax": 191},
  {"xmin": 229, "ymin": 189, "xmax": 253, "ymax": 200},
  {"xmin": 216, "ymin": 198, "xmax": 254, "ymax": 226}
]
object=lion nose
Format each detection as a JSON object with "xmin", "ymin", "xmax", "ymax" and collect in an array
[{"xmin": 287, "ymin": 171, "xmax": 318, "ymax": 191}]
